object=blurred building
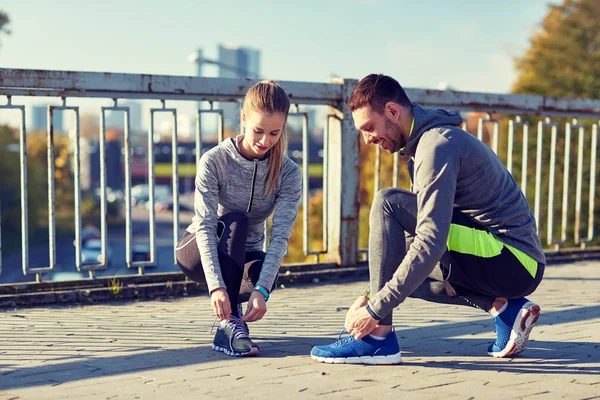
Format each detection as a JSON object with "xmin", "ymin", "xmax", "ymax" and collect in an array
[
  {"xmin": 30, "ymin": 105, "xmax": 63, "ymax": 132},
  {"xmin": 104, "ymin": 101, "xmax": 143, "ymax": 134},
  {"xmin": 189, "ymin": 44, "xmax": 261, "ymax": 132},
  {"xmin": 217, "ymin": 44, "xmax": 261, "ymax": 130}
]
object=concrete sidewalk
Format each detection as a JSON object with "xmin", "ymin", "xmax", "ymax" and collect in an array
[{"xmin": 1, "ymin": 261, "xmax": 599, "ymax": 400}]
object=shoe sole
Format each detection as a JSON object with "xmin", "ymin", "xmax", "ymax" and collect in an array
[
  {"xmin": 212, "ymin": 344, "xmax": 260, "ymax": 357},
  {"xmin": 489, "ymin": 301, "xmax": 541, "ymax": 358},
  {"xmin": 310, "ymin": 352, "xmax": 402, "ymax": 365}
]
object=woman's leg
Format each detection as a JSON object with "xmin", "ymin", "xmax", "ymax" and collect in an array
[
  {"xmin": 215, "ymin": 212, "xmax": 249, "ymax": 317},
  {"xmin": 238, "ymin": 251, "xmax": 274, "ymax": 304},
  {"xmin": 176, "ymin": 211, "xmax": 249, "ymax": 317}
]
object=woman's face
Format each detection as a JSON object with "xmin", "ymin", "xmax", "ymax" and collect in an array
[{"xmin": 241, "ymin": 109, "xmax": 286, "ymax": 158}]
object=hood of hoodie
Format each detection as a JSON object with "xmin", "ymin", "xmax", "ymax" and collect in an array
[{"xmin": 401, "ymin": 103, "xmax": 463, "ymax": 157}]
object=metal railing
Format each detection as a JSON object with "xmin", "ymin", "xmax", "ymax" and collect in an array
[
  {"xmin": 360, "ymin": 93, "xmax": 600, "ymax": 256},
  {"xmin": 1, "ymin": 68, "xmax": 600, "ymax": 287},
  {"xmin": 0, "ymin": 68, "xmax": 345, "ymax": 283}
]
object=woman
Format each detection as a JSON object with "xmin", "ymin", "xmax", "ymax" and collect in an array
[{"xmin": 176, "ymin": 80, "xmax": 302, "ymax": 357}]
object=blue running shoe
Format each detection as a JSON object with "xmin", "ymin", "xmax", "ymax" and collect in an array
[
  {"xmin": 311, "ymin": 330, "xmax": 401, "ymax": 365},
  {"xmin": 488, "ymin": 298, "xmax": 541, "ymax": 358}
]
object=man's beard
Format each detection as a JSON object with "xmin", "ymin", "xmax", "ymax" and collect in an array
[{"xmin": 384, "ymin": 117, "xmax": 406, "ymax": 152}]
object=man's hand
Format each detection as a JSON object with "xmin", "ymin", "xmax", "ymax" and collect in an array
[
  {"xmin": 344, "ymin": 295, "xmax": 369, "ymax": 330},
  {"xmin": 242, "ymin": 290, "xmax": 267, "ymax": 322},
  {"xmin": 345, "ymin": 304, "xmax": 378, "ymax": 340},
  {"xmin": 210, "ymin": 288, "xmax": 231, "ymax": 321}
]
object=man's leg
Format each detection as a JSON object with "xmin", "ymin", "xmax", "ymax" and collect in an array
[
  {"xmin": 311, "ymin": 188, "xmax": 477, "ymax": 365},
  {"xmin": 441, "ymin": 211, "xmax": 544, "ymax": 357},
  {"xmin": 367, "ymin": 188, "xmax": 544, "ymax": 358},
  {"xmin": 368, "ymin": 188, "xmax": 494, "ymax": 332}
]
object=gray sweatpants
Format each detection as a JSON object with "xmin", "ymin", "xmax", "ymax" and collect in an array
[{"xmin": 369, "ymin": 188, "xmax": 544, "ymax": 325}]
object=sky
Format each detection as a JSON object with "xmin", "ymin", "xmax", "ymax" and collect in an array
[
  {"xmin": 1, "ymin": 0, "xmax": 559, "ymax": 91},
  {"xmin": 0, "ymin": 0, "xmax": 559, "ymax": 131}
]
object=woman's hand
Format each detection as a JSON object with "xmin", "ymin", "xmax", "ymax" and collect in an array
[
  {"xmin": 211, "ymin": 288, "xmax": 231, "ymax": 321},
  {"xmin": 242, "ymin": 290, "xmax": 268, "ymax": 322}
]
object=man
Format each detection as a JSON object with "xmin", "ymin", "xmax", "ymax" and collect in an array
[{"xmin": 311, "ymin": 74, "xmax": 545, "ymax": 365}]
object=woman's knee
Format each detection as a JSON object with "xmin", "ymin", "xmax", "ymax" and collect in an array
[
  {"xmin": 176, "ymin": 256, "xmax": 205, "ymax": 283},
  {"xmin": 175, "ymin": 234, "xmax": 205, "ymax": 283},
  {"xmin": 217, "ymin": 212, "xmax": 249, "ymax": 240},
  {"xmin": 219, "ymin": 211, "xmax": 249, "ymax": 228}
]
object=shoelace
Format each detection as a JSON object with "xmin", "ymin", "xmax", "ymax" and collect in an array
[
  {"xmin": 210, "ymin": 304, "xmax": 244, "ymax": 333},
  {"xmin": 226, "ymin": 316, "xmax": 250, "ymax": 339},
  {"xmin": 332, "ymin": 329, "xmax": 355, "ymax": 347}
]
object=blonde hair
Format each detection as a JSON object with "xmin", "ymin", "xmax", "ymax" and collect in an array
[{"xmin": 241, "ymin": 80, "xmax": 290, "ymax": 194}]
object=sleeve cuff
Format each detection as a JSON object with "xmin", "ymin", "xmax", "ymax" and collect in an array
[
  {"xmin": 365, "ymin": 303, "xmax": 383, "ymax": 321},
  {"xmin": 256, "ymin": 278, "xmax": 274, "ymax": 293},
  {"xmin": 207, "ymin": 279, "xmax": 227, "ymax": 294}
]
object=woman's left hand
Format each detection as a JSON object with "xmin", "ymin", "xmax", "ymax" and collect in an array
[{"xmin": 242, "ymin": 290, "xmax": 268, "ymax": 322}]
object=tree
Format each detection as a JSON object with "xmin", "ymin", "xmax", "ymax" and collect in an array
[
  {"xmin": 0, "ymin": 11, "xmax": 10, "ymax": 50},
  {"xmin": 0, "ymin": 125, "xmax": 47, "ymax": 255},
  {"xmin": 511, "ymin": 0, "xmax": 600, "ymax": 249},
  {"xmin": 512, "ymin": 0, "xmax": 600, "ymax": 99}
]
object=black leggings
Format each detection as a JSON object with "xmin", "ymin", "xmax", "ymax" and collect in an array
[{"xmin": 176, "ymin": 212, "xmax": 270, "ymax": 318}]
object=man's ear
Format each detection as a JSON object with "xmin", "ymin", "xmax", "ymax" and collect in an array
[
  {"xmin": 385, "ymin": 102, "xmax": 400, "ymax": 120},
  {"xmin": 241, "ymin": 112, "xmax": 246, "ymax": 128}
]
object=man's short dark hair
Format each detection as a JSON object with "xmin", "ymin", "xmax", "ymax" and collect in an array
[{"xmin": 348, "ymin": 74, "xmax": 412, "ymax": 113}]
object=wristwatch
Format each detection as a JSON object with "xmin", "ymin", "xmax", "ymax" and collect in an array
[{"xmin": 253, "ymin": 285, "xmax": 269, "ymax": 302}]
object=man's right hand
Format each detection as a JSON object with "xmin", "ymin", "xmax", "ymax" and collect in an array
[
  {"xmin": 211, "ymin": 288, "xmax": 231, "ymax": 321},
  {"xmin": 345, "ymin": 295, "xmax": 370, "ymax": 329}
]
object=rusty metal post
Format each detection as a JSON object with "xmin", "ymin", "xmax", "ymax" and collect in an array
[{"xmin": 325, "ymin": 79, "xmax": 360, "ymax": 267}]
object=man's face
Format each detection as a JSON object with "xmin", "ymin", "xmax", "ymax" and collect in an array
[{"xmin": 352, "ymin": 104, "xmax": 406, "ymax": 153}]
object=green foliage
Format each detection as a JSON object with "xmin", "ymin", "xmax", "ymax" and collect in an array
[
  {"xmin": 109, "ymin": 277, "xmax": 123, "ymax": 296},
  {"xmin": 0, "ymin": 126, "xmax": 46, "ymax": 248},
  {"xmin": 511, "ymin": 0, "xmax": 600, "ymax": 248},
  {"xmin": 357, "ymin": 141, "xmax": 411, "ymax": 251},
  {"xmin": 284, "ymin": 142, "xmax": 412, "ymax": 263},
  {"xmin": 513, "ymin": 0, "xmax": 600, "ymax": 99},
  {"xmin": 0, "ymin": 11, "xmax": 10, "ymax": 49},
  {"xmin": 284, "ymin": 188, "xmax": 325, "ymax": 263},
  {"xmin": 0, "ymin": 126, "xmax": 122, "ymax": 257}
]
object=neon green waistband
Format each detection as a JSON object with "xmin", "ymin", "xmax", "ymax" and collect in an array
[{"xmin": 446, "ymin": 224, "xmax": 538, "ymax": 278}]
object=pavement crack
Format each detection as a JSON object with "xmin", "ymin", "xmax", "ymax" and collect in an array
[
  {"xmin": 317, "ymin": 383, "xmax": 378, "ymax": 395},
  {"xmin": 522, "ymin": 391, "xmax": 551, "ymax": 398},
  {"xmin": 411, "ymin": 381, "xmax": 464, "ymax": 391}
]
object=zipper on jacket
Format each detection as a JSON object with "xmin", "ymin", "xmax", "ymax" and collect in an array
[{"xmin": 247, "ymin": 159, "xmax": 259, "ymax": 212}]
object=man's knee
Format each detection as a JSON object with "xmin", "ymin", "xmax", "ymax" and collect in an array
[{"xmin": 370, "ymin": 188, "xmax": 412, "ymax": 217}]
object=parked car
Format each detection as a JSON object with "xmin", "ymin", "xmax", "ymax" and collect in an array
[
  {"xmin": 48, "ymin": 271, "xmax": 88, "ymax": 282},
  {"xmin": 81, "ymin": 238, "xmax": 112, "ymax": 266},
  {"xmin": 133, "ymin": 184, "xmax": 172, "ymax": 206},
  {"xmin": 151, "ymin": 196, "xmax": 194, "ymax": 212},
  {"xmin": 132, "ymin": 192, "xmax": 150, "ymax": 206},
  {"xmin": 80, "ymin": 226, "xmax": 101, "ymax": 246},
  {"xmin": 132, "ymin": 244, "xmax": 151, "ymax": 264}
]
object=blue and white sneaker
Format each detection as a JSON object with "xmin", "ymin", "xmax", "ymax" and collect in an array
[
  {"xmin": 310, "ymin": 330, "xmax": 402, "ymax": 365},
  {"xmin": 488, "ymin": 298, "xmax": 541, "ymax": 358}
]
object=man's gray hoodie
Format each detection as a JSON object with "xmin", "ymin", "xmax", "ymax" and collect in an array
[
  {"xmin": 186, "ymin": 136, "xmax": 302, "ymax": 293},
  {"xmin": 368, "ymin": 104, "xmax": 546, "ymax": 319}
]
